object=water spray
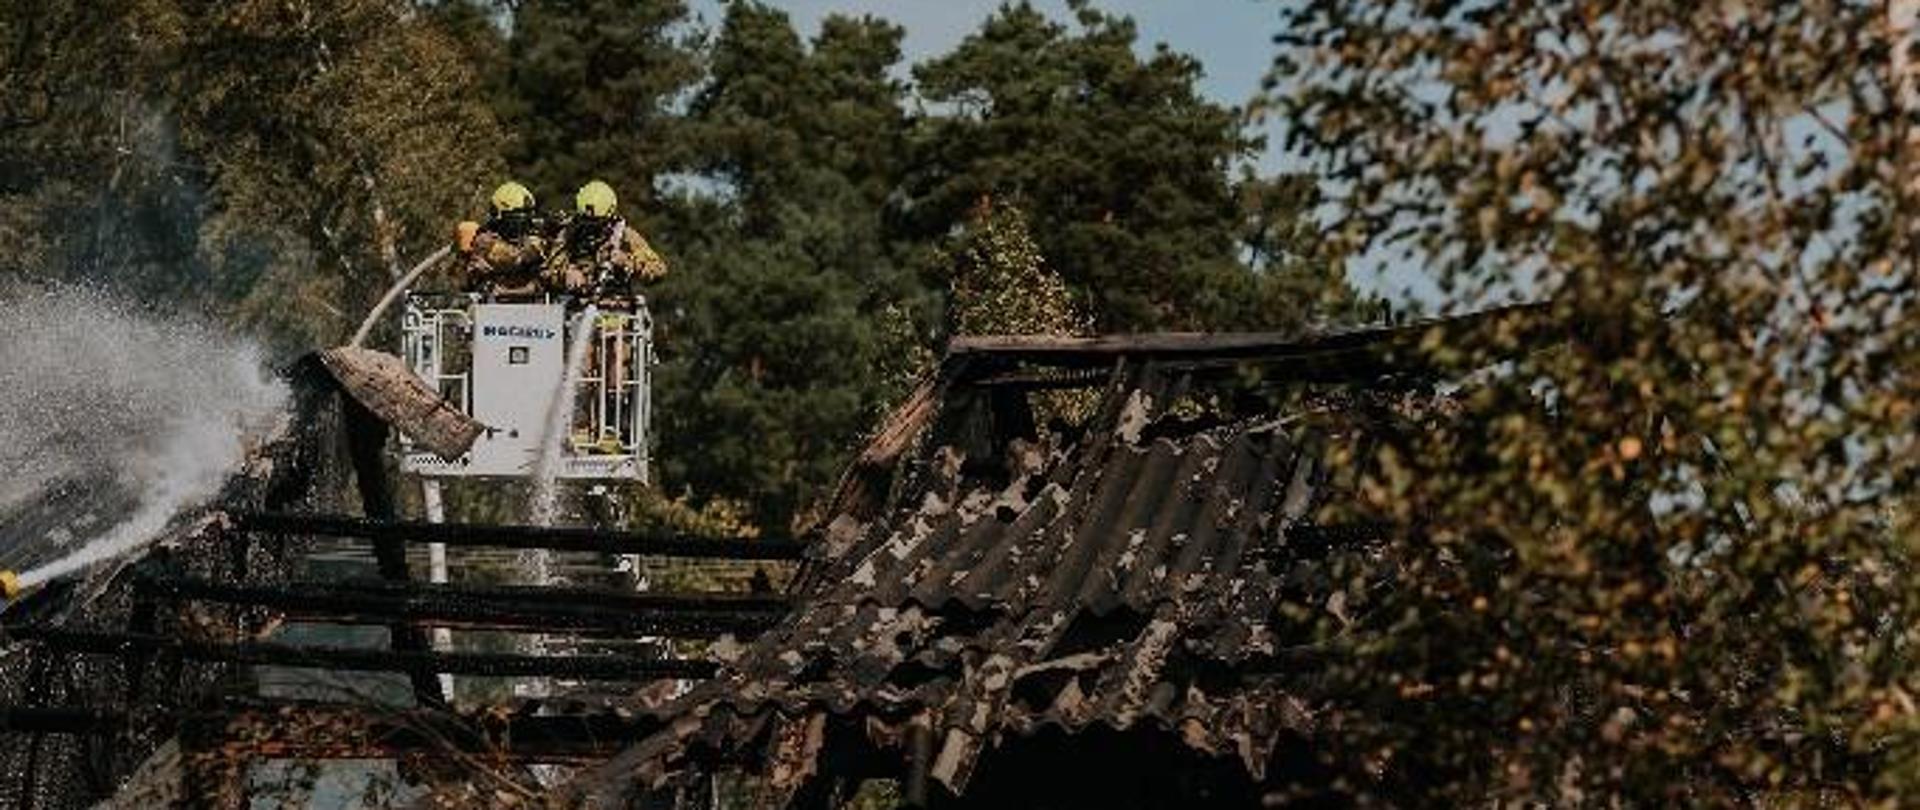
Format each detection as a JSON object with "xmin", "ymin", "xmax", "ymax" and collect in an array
[
  {"xmin": 0, "ymin": 286, "xmax": 287, "ymax": 597},
  {"xmin": 529, "ymin": 304, "xmax": 600, "ymax": 527}
]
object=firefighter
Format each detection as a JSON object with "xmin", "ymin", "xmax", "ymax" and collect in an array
[
  {"xmin": 546, "ymin": 180, "xmax": 667, "ymax": 299},
  {"xmin": 548, "ymin": 181, "xmax": 665, "ymax": 455},
  {"xmin": 456, "ymin": 181, "xmax": 552, "ymax": 298}
]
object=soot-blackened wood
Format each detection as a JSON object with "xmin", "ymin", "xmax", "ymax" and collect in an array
[
  {"xmin": 944, "ymin": 303, "xmax": 1552, "ymax": 372},
  {"xmin": 13, "ymin": 648, "xmax": 54, "ymax": 810},
  {"xmin": 905, "ymin": 722, "xmax": 935, "ymax": 808},
  {"xmin": 209, "ymin": 704, "xmax": 662, "ymax": 760},
  {"xmin": 987, "ymin": 382, "xmax": 1039, "ymax": 446},
  {"xmin": 121, "ymin": 591, "xmax": 158, "ymax": 708},
  {"xmin": 232, "ymin": 512, "xmax": 807, "ymax": 560},
  {"xmin": 341, "ymin": 395, "xmax": 444, "ymax": 705},
  {"xmin": 11, "ymin": 627, "xmax": 718, "ymax": 681},
  {"xmin": 0, "ymin": 702, "xmax": 667, "ymax": 761},
  {"xmin": 178, "ymin": 713, "xmax": 246, "ymax": 810},
  {"xmin": 138, "ymin": 574, "xmax": 787, "ymax": 639},
  {"xmin": 0, "ymin": 706, "xmax": 126, "ymax": 735}
]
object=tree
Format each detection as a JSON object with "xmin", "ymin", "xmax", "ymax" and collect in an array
[
  {"xmin": 0, "ymin": 0, "xmax": 505, "ymax": 348},
  {"xmin": 164, "ymin": 0, "xmax": 507, "ymax": 342},
  {"xmin": 650, "ymin": 2, "xmax": 921, "ymax": 531},
  {"xmin": 498, "ymin": 0, "xmax": 700, "ymax": 214},
  {"xmin": 1272, "ymin": 2, "xmax": 1920, "ymax": 803},
  {"xmin": 906, "ymin": 1, "xmax": 1344, "ymax": 333},
  {"xmin": 0, "ymin": 0, "xmax": 210, "ymax": 301},
  {"xmin": 945, "ymin": 202, "xmax": 1084, "ymax": 338}
]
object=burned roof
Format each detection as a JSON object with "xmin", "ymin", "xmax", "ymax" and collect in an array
[
  {"xmin": 0, "ymin": 361, "xmax": 335, "ymax": 810},
  {"xmin": 566, "ymin": 309, "xmax": 1543, "ymax": 807}
]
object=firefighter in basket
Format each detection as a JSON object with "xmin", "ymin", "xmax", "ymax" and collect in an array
[
  {"xmin": 454, "ymin": 181, "xmax": 556, "ymax": 299},
  {"xmin": 546, "ymin": 180, "xmax": 668, "ymax": 300},
  {"xmin": 549, "ymin": 181, "xmax": 666, "ymax": 455}
]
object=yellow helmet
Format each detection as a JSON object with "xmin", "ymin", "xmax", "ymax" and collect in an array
[
  {"xmin": 576, "ymin": 180, "xmax": 618, "ymax": 217},
  {"xmin": 490, "ymin": 181, "xmax": 535, "ymax": 214}
]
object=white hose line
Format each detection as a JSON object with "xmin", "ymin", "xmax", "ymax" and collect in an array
[{"xmin": 350, "ymin": 246, "xmax": 452, "ymax": 349}]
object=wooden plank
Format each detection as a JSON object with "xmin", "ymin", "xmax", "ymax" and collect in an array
[
  {"xmin": 944, "ymin": 303, "xmax": 1553, "ymax": 370},
  {"xmin": 234, "ymin": 511, "xmax": 808, "ymax": 560},
  {"xmin": 139, "ymin": 574, "xmax": 787, "ymax": 638},
  {"xmin": 320, "ymin": 346, "xmax": 483, "ymax": 461},
  {"xmin": 9, "ymin": 627, "xmax": 716, "ymax": 681},
  {"xmin": 6, "ymin": 702, "xmax": 663, "ymax": 762},
  {"xmin": 340, "ymin": 394, "xmax": 445, "ymax": 705}
]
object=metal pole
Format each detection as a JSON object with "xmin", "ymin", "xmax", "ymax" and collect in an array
[{"xmin": 421, "ymin": 478, "xmax": 454, "ymax": 699}]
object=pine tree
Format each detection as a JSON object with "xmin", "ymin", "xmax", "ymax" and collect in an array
[
  {"xmin": 907, "ymin": 1, "xmax": 1345, "ymax": 333},
  {"xmin": 499, "ymin": 0, "xmax": 700, "ymax": 213},
  {"xmin": 650, "ymin": 2, "xmax": 920, "ymax": 530}
]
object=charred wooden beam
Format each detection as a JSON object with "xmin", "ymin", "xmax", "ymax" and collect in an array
[
  {"xmin": 969, "ymin": 367, "xmax": 1114, "ymax": 391},
  {"xmin": 341, "ymin": 394, "xmax": 445, "ymax": 705},
  {"xmin": 233, "ymin": 512, "xmax": 808, "ymax": 560},
  {"xmin": 0, "ymin": 706, "xmax": 126, "ymax": 735},
  {"xmin": 947, "ymin": 302, "xmax": 1554, "ymax": 377},
  {"xmin": 6, "ymin": 702, "xmax": 662, "ymax": 761},
  {"xmin": 137, "ymin": 574, "xmax": 787, "ymax": 638},
  {"xmin": 6, "ymin": 627, "xmax": 717, "ymax": 681},
  {"xmin": 208, "ymin": 704, "xmax": 661, "ymax": 762},
  {"xmin": 1262, "ymin": 521, "xmax": 1398, "ymax": 561}
]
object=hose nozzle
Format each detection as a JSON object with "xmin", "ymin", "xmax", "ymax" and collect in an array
[{"xmin": 0, "ymin": 571, "xmax": 20, "ymax": 602}]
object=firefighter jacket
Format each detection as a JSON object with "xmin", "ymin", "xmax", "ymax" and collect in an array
[
  {"xmin": 463, "ymin": 224, "xmax": 551, "ymax": 297},
  {"xmin": 547, "ymin": 217, "xmax": 667, "ymax": 297}
]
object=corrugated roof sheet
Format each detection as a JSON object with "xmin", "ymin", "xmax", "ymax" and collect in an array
[
  {"xmin": 566, "ymin": 311, "xmax": 1555, "ymax": 805},
  {"xmin": 564, "ymin": 349, "xmax": 1437, "ymax": 805}
]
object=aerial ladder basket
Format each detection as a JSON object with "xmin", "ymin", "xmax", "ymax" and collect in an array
[{"xmin": 396, "ymin": 291, "xmax": 656, "ymax": 483}]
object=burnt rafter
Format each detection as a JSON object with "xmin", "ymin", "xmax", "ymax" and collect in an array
[
  {"xmin": 134, "ymin": 573, "xmax": 787, "ymax": 638},
  {"xmin": 5, "ymin": 627, "xmax": 718, "ymax": 681},
  {"xmin": 2, "ymin": 702, "xmax": 663, "ymax": 762},
  {"xmin": 187, "ymin": 706, "xmax": 661, "ymax": 762},
  {"xmin": 232, "ymin": 511, "xmax": 807, "ymax": 560},
  {"xmin": 5, "ymin": 698, "xmax": 668, "ymax": 763},
  {"xmin": 0, "ymin": 706, "xmax": 128, "ymax": 736},
  {"xmin": 946, "ymin": 301, "xmax": 1554, "ymax": 380}
]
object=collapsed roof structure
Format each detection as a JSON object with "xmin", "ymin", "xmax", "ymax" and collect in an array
[
  {"xmin": 0, "ymin": 303, "xmax": 1545, "ymax": 809},
  {"xmin": 0, "ymin": 357, "xmax": 796, "ymax": 809},
  {"xmin": 563, "ymin": 307, "xmax": 1545, "ymax": 809}
]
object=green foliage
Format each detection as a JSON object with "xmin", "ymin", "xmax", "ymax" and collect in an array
[
  {"xmin": 171, "ymin": 0, "xmax": 507, "ymax": 343},
  {"xmin": 499, "ymin": 0, "xmax": 700, "ymax": 213},
  {"xmin": 945, "ymin": 203, "xmax": 1085, "ymax": 338},
  {"xmin": 650, "ymin": 2, "xmax": 920, "ymax": 530},
  {"xmin": 0, "ymin": 0, "xmax": 505, "ymax": 348},
  {"xmin": 1273, "ymin": 2, "xmax": 1920, "ymax": 804},
  {"xmin": 906, "ymin": 1, "xmax": 1332, "ymax": 332},
  {"xmin": 0, "ymin": 0, "xmax": 206, "ymax": 299}
]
